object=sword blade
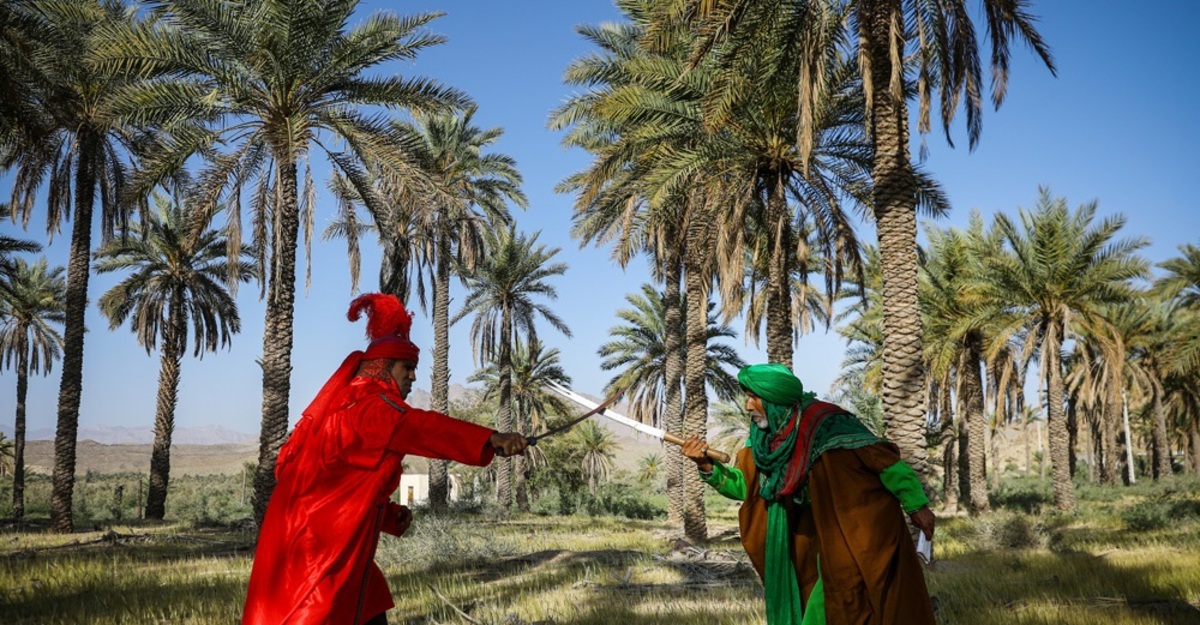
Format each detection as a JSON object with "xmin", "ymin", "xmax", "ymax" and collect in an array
[{"xmin": 545, "ymin": 382, "xmax": 666, "ymax": 440}]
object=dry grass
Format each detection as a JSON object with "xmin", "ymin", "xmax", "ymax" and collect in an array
[{"xmin": 2, "ymin": 479, "xmax": 1199, "ymax": 624}]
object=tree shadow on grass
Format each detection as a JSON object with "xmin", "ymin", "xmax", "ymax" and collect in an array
[{"xmin": 1, "ymin": 528, "xmax": 253, "ymax": 625}]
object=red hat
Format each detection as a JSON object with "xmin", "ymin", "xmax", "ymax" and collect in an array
[{"xmin": 348, "ymin": 293, "xmax": 420, "ymax": 362}]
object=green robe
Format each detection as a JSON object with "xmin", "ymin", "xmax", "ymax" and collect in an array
[{"xmin": 703, "ymin": 428, "xmax": 934, "ymax": 625}]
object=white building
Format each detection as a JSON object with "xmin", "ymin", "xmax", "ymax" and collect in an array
[{"xmin": 396, "ymin": 473, "xmax": 463, "ymax": 505}]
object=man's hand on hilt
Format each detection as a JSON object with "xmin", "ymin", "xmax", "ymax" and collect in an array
[
  {"xmin": 490, "ymin": 432, "xmax": 529, "ymax": 457},
  {"xmin": 680, "ymin": 437, "xmax": 714, "ymax": 473}
]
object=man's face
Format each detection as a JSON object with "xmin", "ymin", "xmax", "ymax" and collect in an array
[
  {"xmin": 389, "ymin": 360, "xmax": 418, "ymax": 399},
  {"xmin": 745, "ymin": 393, "xmax": 769, "ymax": 430}
]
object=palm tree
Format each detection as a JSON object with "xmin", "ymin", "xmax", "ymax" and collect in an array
[
  {"xmin": 94, "ymin": 192, "xmax": 252, "ymax": 519},
  {"xmin": 598, "ymin": 284, "xmax": 744, "ymax": 426},
  {"xmin": 94, "ymin": 0, "xmax": 471, "ymax": 524},
  {"xmin": 0, "ymin": 0, "xmax": 53, "ymax": 161},
  {"xmin": 670, "ymin": 0, "xmax": 1056, "ymax": 485},
  {"xmin": 3, "ymin": 0, "xmax": 143, "ymax": 533},
  {"xmin": 920, "ymin": 218, "xmax": 991, "ymax": 513},
  {"xmin": 470, "ymin": 339, "xmax": 572, "ymax": 511},
  {"xmin": 573, "ymin": 420, "xmax": 617, "ymax": 496},
  {"xmin": 975, "ymin": 190, "xmax": 1148, "ymax": 511},
  {"xmin": 0, "ymin": 433, "xmax": 14, "ymax": 477},
  {"xmin": 0, "ymin": 256, "xmax": 65, "ymax": 519},
  {"xmin": 453, "ymin": 227, "xmax": 571, "ymax": 510},
  {"xmin": 637, "ymin": 452, "xmax": 664, "ymax": 486},
  {"xmin": 396, "ymin": 107, "xmax": 524, "ymax": 509},
  {"xmin": 0, "ymin": 236, "xmax": 41, "ymax": 284}
]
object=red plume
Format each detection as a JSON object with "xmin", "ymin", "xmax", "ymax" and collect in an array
[{"xmin": 347, "ymin": 293, "xmax": 412, "ymax": 342}]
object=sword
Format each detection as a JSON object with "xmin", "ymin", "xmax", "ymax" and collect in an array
[
  {"xmin": 543, "ymin": 381, "xmax": 730, "ymax": 464},
  {"xmin": 525, "ymin": 386, "xmax": 623, "ymax": 446}
]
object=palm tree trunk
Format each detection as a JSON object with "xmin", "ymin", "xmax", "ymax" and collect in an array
[
  {"xmin": 254, "ymin": 158, "xmax": 301, "ymax": 527},
  {"xmin": 864, "ymin": 4, "xmax": 930, "ymax": 486},
  {"xmin": 1150, "ymin": 387, "xmax": 1171, "ymax": 480},
  {"xmin": 1121, "ymin": 392, "xmax": 1136, "ymax": 485},
  {"xmin": 936, "ymin": 385, "xmax": 958, "ymax": 513},
  {"xmin": 682, "ymin": 206, "xmax": 711, "ymax": 542},
  {"xmin": 495, "ymin": 308, "xmax": 514, "ymax": 511},
  {"xmin": 50, "ymin": 138, "xmax": 98, "ymax": 533},
  {"xmin": 1045, "ymin": 321, "xmax": 1076, "ymax": 511},
  {"xmin": 428, "ymin": 237, "xmax": 452, "ymax": 510},
  {"xmin": 12, "ymin": 334, "xmax": 29, "ymax": 520},
  {"xmin": 962, "ymin": 340, "xmax": 988, "ymax": 514},
  {"xmin": 1067, "ymin": 396, "xmax": 1079, "ymax": 479},
  {"xmin": 145, "ymin": 291, "xmax": 186, "ymax": 520},
  {"xmin": 662, "ymin": 242, "xmax": 685, "ymax": 526},
  {"xmin": 1100, "ymin": 367, "xmax": 1121, "ymax": 485},
  {"xmin": 765, "ymin": 179, "xmax": 793, "ymax": 368},
  {"xmin": 514, "ymin": 400, "xmax": 529, "ymax": 512},
  {"xmin": 1190, "ymin": 417, "xmax": 1200, "ymax": 478}
]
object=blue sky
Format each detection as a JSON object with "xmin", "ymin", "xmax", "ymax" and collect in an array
[{"xmin": 2, "ymin": 0, "xmax": 1198, "ymax": 438}]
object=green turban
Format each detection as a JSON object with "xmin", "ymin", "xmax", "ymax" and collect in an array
[{"xmin": 737, "ymin": 363, "xmax": 811, "ymax": 408}]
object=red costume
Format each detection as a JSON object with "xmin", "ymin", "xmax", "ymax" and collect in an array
[{"xmin": 243, "ymin": 295, "xmax": 497, "ymax": 625}]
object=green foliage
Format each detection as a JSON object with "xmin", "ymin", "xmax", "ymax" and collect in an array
[
  {"xmin": 989, "ymin": 476, "xmax": 1053, "ymax": 514},
  {"xmin": 580, "ymin": 480, "xmax": 665, "ymax": 520}
]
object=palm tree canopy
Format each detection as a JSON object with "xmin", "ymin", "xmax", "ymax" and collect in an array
[
  {"xmin": 0, "ymin": 256, "xmax": 66, "ymax": 375},
  {"xmin": 598, "ymin": 283, "xmax": 745, "ymax": 426},
  {"xmin": 94, "ymin": 192, "xmax": 254, "ymax": 357},
  {"xmin": 453, "ymin": 227, "xmax": 573, "ymax": 366}
]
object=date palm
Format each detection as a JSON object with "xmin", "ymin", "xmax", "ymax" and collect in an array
[
  {"xmin": 670, "ymin": 0, "xmax": 1056, "ymax": 484},
  {"xmin": 4, "ymin": 0, "xmax": 141, "ymax": 532},
  {"xmin": 93, "ymin": 0, "xmax": 470, "ymax": 524},
  {"xmin": 974, "ymin": 189, "xmax": 1148, "ymax": 511},
  {"xmin": 0, "ymin": 235, "xmax": 41, "ymax": 284},
  {"xmin": 470, "ymin": 339, "xmax": 572, "ymax": 511},
  {"xmin": 94, "ymin": 192, "xmax": 252, "ymax": 519},
  {"xmin": 396, "ymin": 107, "xmax": 524, "ymax": 508},
  {"xmin": 573, "ymin": 420, "xmax": 617, "ymax": 496},
  {"xmin": 0, "ymin": 256, "xmax": 65, "ymax": 519},
  {"xmin": 453, "ymin": 227, "xmax": 571, "ymax": 510},
  {"xmin": 598, "ymin": 283, "xmax": 745, "ymax": 426}
]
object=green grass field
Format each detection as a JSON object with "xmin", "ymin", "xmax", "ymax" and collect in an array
[{"xmin": 2, "ymin": 476, "xmax": 1199, "ymax": 624}]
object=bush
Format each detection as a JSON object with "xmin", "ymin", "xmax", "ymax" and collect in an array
[
  {"xmin": 580, "ymin": 482, "xmax": 665, "ymax": 520},
  {"xmin": 958, "ymin": 511, "xmax": 1050, "ymax": 550},
  {"xmin": 989, "ymin": 477, "xmax": 1052, "ymax": 514},
  {"xmin": 1121, "ymin": 499, "xmax": 1173, "ymax": 531}
]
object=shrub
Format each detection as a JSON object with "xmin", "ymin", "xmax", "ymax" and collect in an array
[
  {"xmin": 1121, "ymin": 499, "xmax": 1172, "ymax": 531},
  {"xmin": 580, "ymin": 482, "xmax": 664, "ymax": 520}
]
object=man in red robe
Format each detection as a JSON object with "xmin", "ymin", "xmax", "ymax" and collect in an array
[{"xmin": 243, "ymin": 293, "xmax": 528, "ymax": 625}]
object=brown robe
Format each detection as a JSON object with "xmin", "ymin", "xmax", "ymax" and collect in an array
[{"xmin": 735, "ymin": 444, "xmax": 936, "ymax": 625}]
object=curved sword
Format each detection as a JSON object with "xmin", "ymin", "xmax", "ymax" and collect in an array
[{"xmin": 525, "ymin": 385, "xmax": 624, "ymax": 446}]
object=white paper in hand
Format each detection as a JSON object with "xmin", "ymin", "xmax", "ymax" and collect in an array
[{"xmin": 916, "ymin": 532, "xmax": 933, "ymax": 564}]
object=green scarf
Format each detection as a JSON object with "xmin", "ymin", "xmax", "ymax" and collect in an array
[{"xmin": 739, "ymin": 364, "xmax": 815, "ymax": 501}]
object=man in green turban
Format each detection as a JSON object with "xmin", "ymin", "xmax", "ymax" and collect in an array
[{"xmin": 681, "ymin": 363, "xmax": 935, "ymax": 625}]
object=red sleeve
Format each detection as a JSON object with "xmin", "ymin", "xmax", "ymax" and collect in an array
[{"xmin": 384, "ymin": 404, "xmax": 497, "ymax": 466}]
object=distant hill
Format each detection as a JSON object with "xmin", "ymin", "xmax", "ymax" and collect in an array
[{"xmin": 3, "ymin": 424, "xmax": 257, "ymax": 446}]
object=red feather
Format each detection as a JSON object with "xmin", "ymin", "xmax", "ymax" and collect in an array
[{"xmin": 347, "ymin": 293, "xmax": 412, "ymax": 342}]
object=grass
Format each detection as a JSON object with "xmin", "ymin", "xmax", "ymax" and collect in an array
[{"xmin": 2, "ymin": 477, "xmax": 1199, "ymax": 624}]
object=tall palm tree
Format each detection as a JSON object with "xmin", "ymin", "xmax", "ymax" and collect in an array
[
  {"xmin": 975, "ymin": 190, "xmax": 1148, "ymax": 511},
  {"xmin": 94, "ymin": 0, "xmax": 471, "ymax": 524},
  {"xmin": 396, "ymin": 107, "xmax": 524, "ymax": 509},
  {"xmin": 94, "ymin": 192, "xmax": 252, "ymax": 519},
  {"xmin": 470, "ymin": 339, "xmax": 572, "ymax": 511},
  {"xmin": 3, "ymin": 0, "xmax": 143, "ymax": 532},
  {"xmin": 671, "ymin": 0, "xmax": 1056, "ymax": 485},
  {"xmin": 453, "ymin": 227, "xmax": 571, "ymax": 510},
  {"xmin": 920, "ymin": 217, "xmax": 996, "ymax": 513},
  {"xmin": 0, "ymin": 256, "xmax": 65, "ymax": 519}
]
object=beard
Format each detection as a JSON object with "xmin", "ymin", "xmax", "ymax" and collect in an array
[{"xmin": 751, "ymin": 411, "xmax": 769, "ymax": 430}]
